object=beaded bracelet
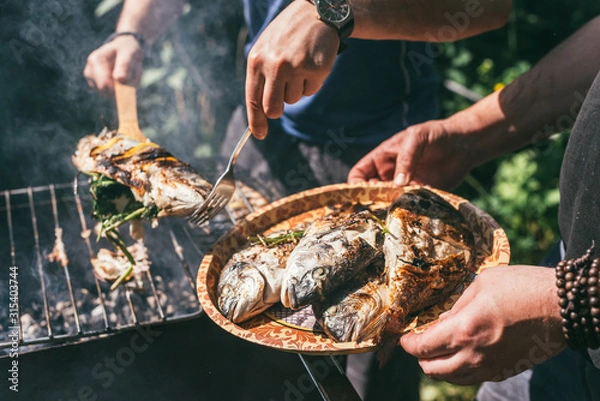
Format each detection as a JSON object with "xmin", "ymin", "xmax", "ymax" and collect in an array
[{"xmin": 555, "ymin": 243, "xmax": 600, "ymax": 350}]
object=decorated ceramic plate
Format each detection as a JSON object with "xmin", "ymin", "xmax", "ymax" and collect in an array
[{"xmin": 197, "ymin": 183, "xmax": 510, "ymax": 355}]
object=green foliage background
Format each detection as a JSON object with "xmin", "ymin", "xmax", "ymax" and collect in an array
[{"xmin": 437, "ymin": 1, "xmax": 600, "ymax": 266}]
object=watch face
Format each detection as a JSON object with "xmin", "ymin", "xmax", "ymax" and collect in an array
[{"xmin": 316, "ymin": 0, "xmax": 351, "ymax": 23}]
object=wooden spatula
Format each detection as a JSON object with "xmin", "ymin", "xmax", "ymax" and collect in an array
[{"xmin": 115, "ymin": 81, "xmax": 147, "ymax": 142}]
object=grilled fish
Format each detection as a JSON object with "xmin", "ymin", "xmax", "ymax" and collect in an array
[
  {"xmin": 217, "ymin": 240, "xmax": 296, "ymax": 323},
  {"xmin": 358, "ymin": 188, "xmax": 475, "ymax": 355},
  {"xmin": 73, "ymin": 128, "xmax": 212, "ymax": 217},
  {"xmin": 281, "ymin": 209, "xmax": 385, "ymax": 310},
  {"xmin": 312, "ymin": 257, "xmax": 387, "ymax": 342}
]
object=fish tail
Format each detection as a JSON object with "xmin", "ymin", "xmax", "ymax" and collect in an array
[{"xmin": 356, "ymin": 310, "xmax": 389, "ymax": 344}]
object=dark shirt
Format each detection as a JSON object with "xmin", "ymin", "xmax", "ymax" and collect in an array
[{"xmin": 559, "ymin": 70, "xmax": 600, "ymax": 367}]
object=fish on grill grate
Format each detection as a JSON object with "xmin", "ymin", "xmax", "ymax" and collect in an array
[
  {"xmin": 72, "ymin": 127, "xmax": 212, "ymax": 218},
  {"xmin": 72, "ymin": 127, "xmax": 214, "ymax": 290}
]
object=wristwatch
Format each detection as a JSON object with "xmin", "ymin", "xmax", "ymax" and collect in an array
[{"xmin": 309, "ymin": 0, "xmax": 355, "ymax": 42}]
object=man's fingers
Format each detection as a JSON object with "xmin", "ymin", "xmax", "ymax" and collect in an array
[
  {"xmin": 84, "ymin": 47, "xmax": 116, "ymax": 92},
  {"xmin": 91, "ymin": 62, "xmax": 114, "ymax": 93},
  {"xmin": 393, "ymin": 128, "xmax": 426, "ymax": 186},
  {"xmin": 303, "ymin": 77, "xmax": 323, "ymax": 97},
  {"xmin": 112, "ymin": 45, "xmax": 143, "ymax": 85},
  {"xmin": 245, "ymin": 71, "xmax": 268, "ymax": 139},
  {"xmin": 402, "ymin": 324, "xmax": 484, "ymax": 385},
  {"xmin": 348, "ymin": 147, "xmax": 399, "ymax": 183},
  {"xmin": 284, "ymin": 79, "xmax": 304, "ymax": 104},
  {"xmin": 417, "ymin": 352, "xmax": 479, "ymax": 385},
  {"xmin": 348, "ymin": 155, "xmax": 378, "ymax": 183},
  {"xmin": 262, "ymin": 77, "xmax": 285, "ymax": 119},
  {"xmin": 374, "ymin": 151, "xmax": 396, "ymax": 181},
  {"xmin": 83, "ymin": 62, "xmax": 97, "ymax": 90}
]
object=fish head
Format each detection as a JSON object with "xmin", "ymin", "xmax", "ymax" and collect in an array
[
  {"xmin": 320, "ymin": 302, "xmax": 359, "ymax": 342},
  {"xmin": 283, "ymin": 265, "xmax": 331, "ymax": 309},
  {"xmin": 319, "ymin": 289, "xmax": 386, "ymax": 343},
  {"xmin": 217, "ymin": 262, "xmax": 266, "ymax": 323}
]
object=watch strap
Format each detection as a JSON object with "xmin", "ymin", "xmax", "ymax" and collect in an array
[{"xmin": 337, "ymin": 17, "xmax": 354, "ymax": 41}]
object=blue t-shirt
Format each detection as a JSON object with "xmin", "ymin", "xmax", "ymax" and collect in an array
[{"xmin": 244, "ymin": 0, "xmax": 440, "ymax": 146}]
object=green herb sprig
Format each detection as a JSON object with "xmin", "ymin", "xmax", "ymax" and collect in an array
[
  {"xmin": 248, "ymin": 230, "xmax": 305, "ymax": 247},
  {"xmin": 85, "ymin": 173, "xmax": 160, "ymax": 290},
  {"xmin": 368, "ymin": 211, "xmax": 390, "ymax": 234}
]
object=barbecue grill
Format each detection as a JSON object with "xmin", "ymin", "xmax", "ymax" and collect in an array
[{"xmin": 0, "ymin": 177, "xmax": 362, "ymax": 400}]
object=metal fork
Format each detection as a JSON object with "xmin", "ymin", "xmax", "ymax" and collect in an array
[{"xmin": 189, "ymin": 127, "xmax": 253, "ymax": 226}]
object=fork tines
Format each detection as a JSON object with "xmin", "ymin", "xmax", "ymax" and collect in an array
[{"xmin": 189, "ymin": 194, "xmax": 229, "ymax": 226}]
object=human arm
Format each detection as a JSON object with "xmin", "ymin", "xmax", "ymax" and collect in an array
[
  {"xmin": 347, "ymin": 15, "xmax": 600, "ymax": 188},
  {"xmin": 351, "ymin": 0, "xmax": 511, "ymax": 40},
  {"xmin": 400, "ymin": 266, "xmax": 565, "ymax": 385},
  {"xmin": 84, "ymin": 0, "xmax": 186, "ymax": 92},
  {"xmin": 246, "ymin": 0, "xmax": 512, "ymax": 138}
]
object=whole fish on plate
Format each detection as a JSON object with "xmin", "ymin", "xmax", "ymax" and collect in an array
[
  {"xmin": 358, "ymin": 188, "xmax": 475, "ymax": 358},
  {"xmin": 281, "ymin": 209, "xmax": 385, "ymax": 310},
  {"xmin": 217, "ymin": 233, "xmax": 299, "ymax": 323},
  {"xmin": 312, "ymin": 257, "xmax": 387, "ymax": 342},
  {"xmin": 73, "ymin": 127, "xmax": 212, "ymax": 218}
]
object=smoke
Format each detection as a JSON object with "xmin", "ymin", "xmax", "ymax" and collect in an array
[
  {"xmin": 0, "ymin": 0, "xmax": 112, "ymax": 188},
  {"xmin": 0, "ymin": 0, "xmax": 246, "ymax": 348},
  {"xmin": 0, "ymin": 0, "xmax": 245, "ymax": 190}
]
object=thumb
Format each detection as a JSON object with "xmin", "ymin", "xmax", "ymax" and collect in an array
[
  {"xmin": 393, "ymin": 129, "xmax": 426, "ymax": 186},
  {"xmin": 400, "ymin": 313, "xmax": 460, "ymax": 359}
]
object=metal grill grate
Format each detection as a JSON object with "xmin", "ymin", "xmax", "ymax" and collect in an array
[
  {"xmin": 0, "ymin": 178, "xmax": 263, "ymax": 352},
  {"xmin": 0, "ymin": 178, "xmax": 362, "ymax": 400}
]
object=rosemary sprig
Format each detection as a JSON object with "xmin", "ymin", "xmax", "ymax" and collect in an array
[
  {"xmin": 248, "ymin": 230, "xmax": 305, "ymax": 247},
  {"xmin": 105, "ymin": 229, "xmax": 136, "ymax": 290},
  {"xmin": 368, "ymin": 211, "xmax": 390, "ymax": 234},
  {"xmin": 110, "ymin": 265, "xmax": 133, "ymax": 291},
  {"xmin": 97, "ymin": 207, "xmax": 148, "ymax": 240}
]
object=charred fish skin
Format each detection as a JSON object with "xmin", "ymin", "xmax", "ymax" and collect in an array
[
  {"xmin": 281, "ymin": 209, "xmax": 384, "ymax": 310},
  {"xmin": 358, "ymin": 188, "xmax": 475, "ymax": 347},
  {"xmin": 217, "ymin": 242, "xmax": 294, "ymax": 323},
  {"xmin": 389, "ymin": 188, "xmax": 475, "ymax": 256},
  {"xmin": 385, "ymin": 189, "xmax": 474, "ymax": 335},
  {"xmin": 312, "ymin": 257, "xmax": 387, "ymax": 343},
  {"xmin": 72, "ymin": 128, "xmax": 212, "ymax": 217},
  {"xmin": 318, "ymin": 282, "xmax": 389, "ymax": 343}
]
